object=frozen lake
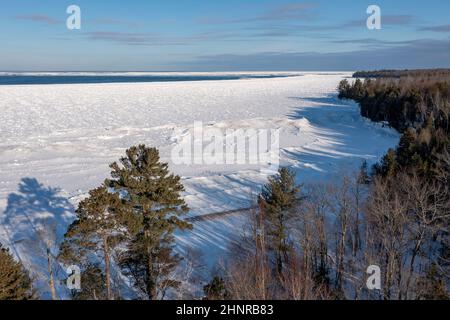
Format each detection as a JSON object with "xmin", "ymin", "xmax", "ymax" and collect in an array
[{"xmin": 0, "ymin": 72, "xmax": 399, "ymax": 297}]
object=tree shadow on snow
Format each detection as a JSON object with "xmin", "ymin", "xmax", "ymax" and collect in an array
[
  {"xmin": 1, "ymin": 178, "xmax": 75, "ymax": 297},
  {"xmin": 282, "ymin": 95, "xmax": 399, "ymax": 181}
]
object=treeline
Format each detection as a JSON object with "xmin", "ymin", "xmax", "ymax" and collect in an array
[
  {"xmin": 335, "ymin": 70, "xmax": 449, "ymax": 300},
  {"xmin": 1, "ymin": 151, "xmax": 448, "ymax": 300},
  {"xmin": 353, "ymin": 69, "xmax": 450, "ymax": 79},
  {"xmin": 338, "ymin": 71, "xmax": 450, "ymax": 182},
  {"xmin": 338, "ymin": 73, "xmax": 450, "ymax": 132},
  {"xmin": 204, "ymin": 168, "xmax": 449, "ymax": 300}
]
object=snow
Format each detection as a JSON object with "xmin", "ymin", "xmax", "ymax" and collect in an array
[{"xmin": 0, "ymin": 72, "xmax": 399, "ymax": 298}]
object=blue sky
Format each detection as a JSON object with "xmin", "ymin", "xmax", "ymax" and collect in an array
[{"xmin": 1, "ymin": 0, "xmax": 449, "ymax": 71}]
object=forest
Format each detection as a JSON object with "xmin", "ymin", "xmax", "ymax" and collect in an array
[{"xmin": 338, "ymin": 69, "xmax": 450, "ymax": 181}]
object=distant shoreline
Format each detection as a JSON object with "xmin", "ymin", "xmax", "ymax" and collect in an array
[{"xmin": 0, "ymin": 73, "xmax": 305, "ymax": 86}]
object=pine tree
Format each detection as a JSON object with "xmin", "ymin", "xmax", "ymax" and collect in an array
[
  {"xmin": 71, "ymin": 263, "xmax": 108, "ymax": 300},
  {"xmin": 259, "ymin": 168, "xmax": 301, "ymax": 274},
  {"xmin": 416, "ymin": 263, "xmax": 449, "ymax": 300},
  {"xmin": 352, "ymin": 79, "xmax": 365, "ymax": 102},
  {"xmin": 358, "ymin": 160, "xmax": 371, "ymax": 185},
  {"xmin": 397, "ymin": 128, "xmax": 418, "ymax": 168},
  {"xmin": 203, "ymin": 276, "xmax": 229, "ymax": 300},
  {"xmin": 59, "ymin": 186, "xmax": 131, "ymax": 300},
  {"xmin": 0, "ymin": 243, "xmax": 34, "ymax": 300},
  {"xmin": 107, "ymin": 145, "xmax": 192, "ymax": 300},
  {"xmin": 375, "ymin": 148, "xmax": 398, "ymax": 177},
  {"xmin": 338, "ymin": 79, "xmax": 351, "ymax": 99}
]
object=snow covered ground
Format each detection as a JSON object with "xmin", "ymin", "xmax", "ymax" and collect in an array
[{"xmin": 0, "ymin": 72, "xmax": 399, "ymax": 298}]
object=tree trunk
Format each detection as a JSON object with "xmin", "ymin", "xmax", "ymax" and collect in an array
[
  {"xmin": 103, "ymin": 235, "xmax": 113, "ymax": 300},
  {"xmin": 404, "ymin": 235, "xmax": 423, "ymax": 299},
  {"xmin": 47, "ymin": 248, "xmax": 57, "ymax": 300},
  {"xmin": 146, "ymin": 245, "xmax": 157, "ymax": 300}
]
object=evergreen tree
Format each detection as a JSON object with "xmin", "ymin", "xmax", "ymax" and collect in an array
[
  {"xmin": 396, "ymin": 128, "xmax": 418, "ymax": 168},
  {"xmin": 108, "ymin": 145, "xmax": 192, "ymax": 300},
  {"xmin": 352, "ymin": 79, "xmax": 365, "ymax": 102},
  {"xmin": 337, "ymin": 80, "xmax": 351, "ymax": 99},
  {"xmin": 417, "ymin": 263, "xmax": 449, "ymax": 300},
  {"xmin": 71, "ymin": 263, "xmax": 108, "ymax": 300},
  {"xmin": 203, "ymin": 276, "xmax": 229, "ymax": 300},
  {"xmin": 259, "ymin": 168, "xmax": 301, "ymax": 274},
  {"xmin": 358, "ymin": 160, "xmax": 371, "ymax": 185},
  {"xmin": 374, "ymin": 148, "xmax": 398, "ymax": 177},
  {"xmin": 0, "ymin": 243, "xmax": 34, "ymax": 300},
  {"xmin": 59, "ymin": 186, "xmax": 131, "ymax": 300}
]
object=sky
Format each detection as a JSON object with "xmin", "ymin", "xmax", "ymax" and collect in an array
[{"xmin": 0, "ymin": 0, "xmax": 449, "ymax": 71}]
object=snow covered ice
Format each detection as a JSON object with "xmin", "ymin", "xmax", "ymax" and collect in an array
[{"xmin": 0, "ymin": 72, "xmax": 399, "ymax": 297}]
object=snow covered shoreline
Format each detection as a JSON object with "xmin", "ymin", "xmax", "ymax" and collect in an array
[
  {"xmin": 0, "ymin": 73, "xmax": 397, "ymax": 214},
  {"xmin": 0, "ymin": 73, "xmax": 399, "ymax": 296}
]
